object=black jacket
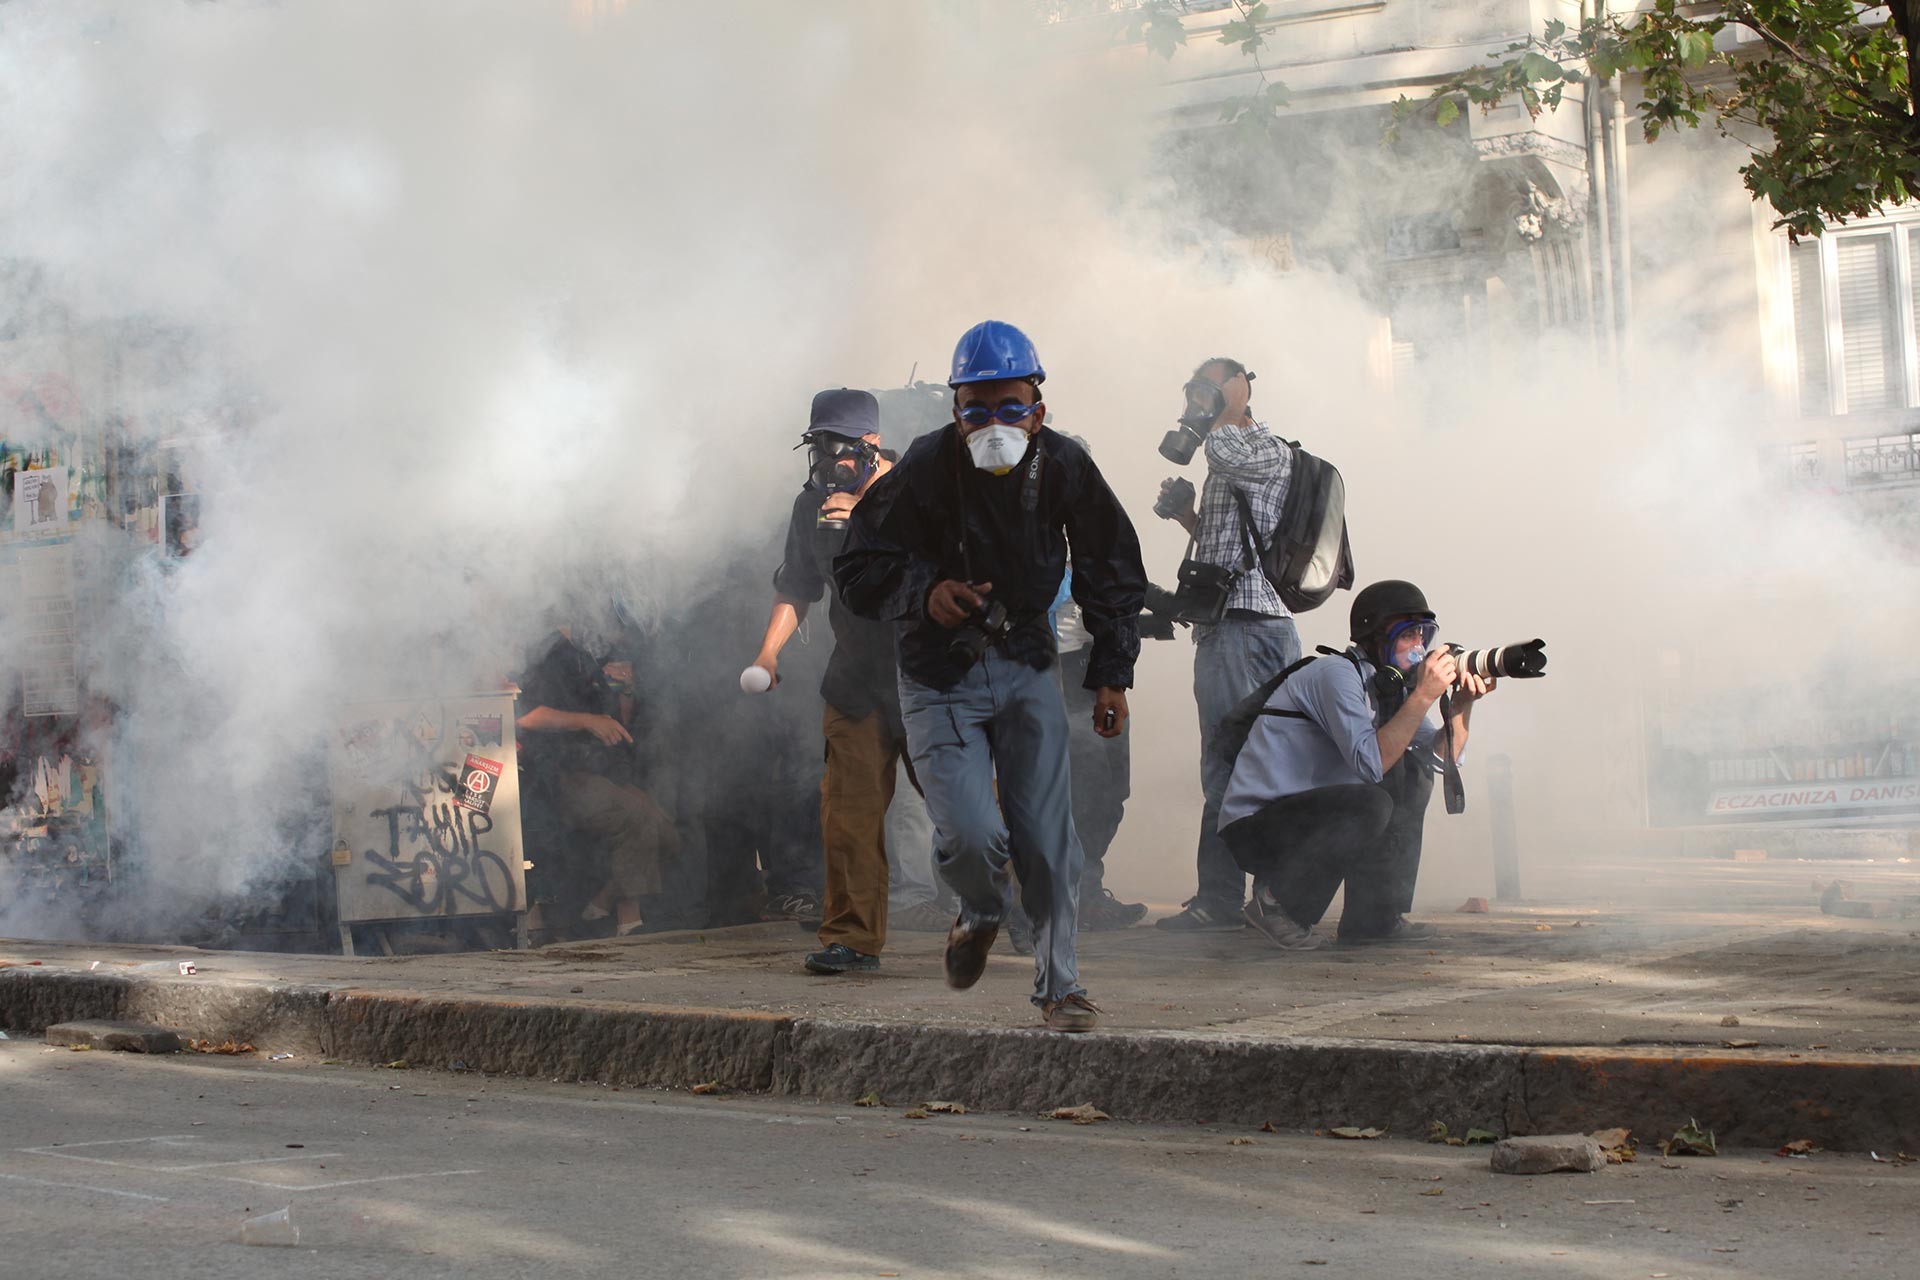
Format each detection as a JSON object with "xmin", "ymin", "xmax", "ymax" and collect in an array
[
  {"xmin": 772, "ymin": 486, "xmax": 902, "ymax": 729},
  {"xmin": 833, "ymin": 424, "xmax": 1145, "ymax": 693}
]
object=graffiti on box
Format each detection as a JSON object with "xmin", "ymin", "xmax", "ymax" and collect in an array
[{"xmin": 333, "ymin": 704, "xmax": 518, "ymax": 918}]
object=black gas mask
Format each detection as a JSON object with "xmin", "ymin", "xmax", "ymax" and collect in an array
[
  {"xmin": 801, "ymin": 431, "xmax": 878, "ymax": 529},
  {"xmin": 1159, "ymin": 370, "xmax": 1254, "ymax": 465}
]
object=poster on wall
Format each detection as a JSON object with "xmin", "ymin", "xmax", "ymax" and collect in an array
[
  {"xmin": 13, "ymin": 541, "xmax": 79, "ymax": 717},
  {"xmin": 13, "ymin": 466, "xmax": 68, "ymax": 535}
]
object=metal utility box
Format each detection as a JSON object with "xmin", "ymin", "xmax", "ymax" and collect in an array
[{"xmin": 326, "ymin": 691, "xmax": 525, "ymax": 954}]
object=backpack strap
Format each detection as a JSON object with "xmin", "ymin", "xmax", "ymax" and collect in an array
[{"xmin": 1230, "ymin": 486, "xmax": 1266, "ymax": 576}]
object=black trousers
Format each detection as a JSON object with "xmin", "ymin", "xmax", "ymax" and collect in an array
[
  {"xmin": 1059, "ymin": 646, "xmax": 1130, "ymax": 893},
  {"xmin": 1218, "ymin": 759, "xmax": 1434, "ymax": 937}
]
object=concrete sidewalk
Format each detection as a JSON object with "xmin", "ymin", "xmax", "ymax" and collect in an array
[{"xmin": 4, "ymin": 856, "xmax": 1918, "ymax": 1152}]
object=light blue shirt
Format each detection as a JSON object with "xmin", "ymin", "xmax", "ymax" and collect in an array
[{"xmin": 1219, "ymin": 647, "xmax": 1447, "ymax": 828}]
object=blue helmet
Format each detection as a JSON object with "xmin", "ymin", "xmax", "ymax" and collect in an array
[{"xmin": 948, "ymin": 320, "xmax": 1045, "ymax": 388}]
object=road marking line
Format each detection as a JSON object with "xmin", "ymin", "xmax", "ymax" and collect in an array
[
  {"xmin": 0, "ymin": 1170, "xmax": 169, "ymax": 1202},
  {"xmin": 18, "ymin": 1135, "xmax": 196, "ymax": 1152},
  {"xmin": 159, "ymin": 1152, "xmax": 344, "ymax": 1171},
  {"xmin": 206, "ymin": 1168, "xmax": 484, "ymax": 1192}
]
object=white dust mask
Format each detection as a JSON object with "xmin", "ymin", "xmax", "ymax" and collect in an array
[{"xmin": 965, "ymin": 425, "xmax": 1029, "ymax": 475}]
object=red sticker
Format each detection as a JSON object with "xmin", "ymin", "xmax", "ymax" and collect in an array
[{"xmin": 454, "ymin": 754, "xmax": 503, "ymax": 814}]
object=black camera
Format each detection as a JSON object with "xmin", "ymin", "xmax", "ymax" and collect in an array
[
  {"xmin": 947, "ymin": 599, "xmax": 1011, "ymax": 667},
  {"xmin": 1447, "ymin": 639, "xmax": 1548, "ymax": 682},
  {"xmin": 1153, "ymin": 475, "xmax": 1196, "ymax": 520}
]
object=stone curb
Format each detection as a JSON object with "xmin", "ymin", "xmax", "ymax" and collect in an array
[{"xmin": 4, "ymin": 968, "xmax": 1915, "ymax": 1151}]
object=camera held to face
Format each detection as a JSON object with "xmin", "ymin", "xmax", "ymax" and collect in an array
[
  {"xmin": 1445, "ymin": 639, "xmax": 1548, "ymax": 684},
  {"xmin": 946, "ymin": 599, "xmax": 1012, "ymax": 668}
]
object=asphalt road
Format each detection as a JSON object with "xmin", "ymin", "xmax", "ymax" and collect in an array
[{"xmin": 0, "ymin": 1038, "xmax": 1911, "ymax": 1279}]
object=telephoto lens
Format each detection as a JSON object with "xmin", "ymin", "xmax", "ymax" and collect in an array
[{"xmin": 1454, "ymin": 639, "xmax": 1547, "ymax": 681}]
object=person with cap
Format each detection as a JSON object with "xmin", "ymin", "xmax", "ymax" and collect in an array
[
  {"xmin": 746, "ymin": 388, "xmax": 926, "ymax": 975},
  {"xmin": 1213, "ymin": 579, "xmax": 1496, "ymax": 948},
  {"xmin": 833, "ymin": 322, "xmax": 1146, "ymax": 1032},
  {"xmin": 1153, "ymin": 356, "xmax": 1304, "ymax": 934}
]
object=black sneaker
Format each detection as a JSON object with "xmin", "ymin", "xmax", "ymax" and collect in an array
[
  {"xmin": 1154, "ymin": 896, "xmax": 1246, "ymax": 932},
  {"xmin": 804, "ymin": 942, "xmax": 879, "ymax": 974},
  {"xmin": 764, "ymin": 892, "xmax": 823, "ymax": 929},
  {"xmin": 1080, "ymin": 886, "xmax": 1148, "ymax": 932},
  {"xmin": 1338, "ymin": 916, "xmax": 1439, "ymax": 945}
]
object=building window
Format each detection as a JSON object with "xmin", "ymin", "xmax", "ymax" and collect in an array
[
  {"xmin": 1790, "ymin": 221, "xmax": 1920, "ymax": 416},
  {"xmin": 1844, "ymin": 430, "xmax": 1920, "ymax": 487},
  {"xmin": 1785, "ymin": 440, "xmax": 1823, "ymax": 486}
]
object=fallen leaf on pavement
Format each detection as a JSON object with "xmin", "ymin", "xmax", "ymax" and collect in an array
[
  {"xmin": 1661, "ymin": 1119, "xmax": 1718, "ymax": 1158},
  {"xmin": 1326, "ymin": 1126, "xmax": 1386, "ymax": 1140},
  {"xmin": 381, "ymin": 1059, "xmax": 409, "ymax": 1070},
  {"xmin": 1464, "ymin": 1128, "xmax": 1498, "ymax": 1145},
  {"xmin": 1777, "ymin": 1139, "xmax": 1818, "ymax": 1157},
  {"xmin": 1719, "ymin": 1015, "xmax": 1741, "ymax": 1027},
  {"xmin": 854, "ymin": 1091, "xmax": 882, "ymax": 1107},
  {"xmin": 1259, "ymin": 1120, "xmax": 1277, "ymax": 1133},
  {"xmin": 690, "ymin": 1081, "xmax": 722, "ymax": 1095},
  {"xmin": 903, "ymin": 1108, "xmax": 930, "ymax": 1119},
  {"xmin": 1419, "ymin": 1187, "xmax": 1444, "ymax": 1196},
  {"xmin": 1049, "ymin": 1104, "xmax": 1110, "ymax": 1124},
  {"xmin": 1229, "ymin": 1137, "xmax": 1254, "ymax": 1146},
  {"xmin": 187, "ymin": 1039, "xmax": 257, "ymax": 1055},
  {"xmin": 1721, "ymin": 1039, "xmax": 1760, "ymax": 1049},
  {"xmin": 1591, "ymin": 1128, "xmax": 1637, "ymax": 1163},
  {"xmin": 924, "ymin": 1100, "xmax": 967, "ymax": 1114}
]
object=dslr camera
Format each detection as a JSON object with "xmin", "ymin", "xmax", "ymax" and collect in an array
[
  {"xmin": 947, "ymin": 599, "xmax": 1012, "ymax": 668},
  {"xmin": 1444, "ymin": 639, "xmax": 1548, "ymax": 683}
]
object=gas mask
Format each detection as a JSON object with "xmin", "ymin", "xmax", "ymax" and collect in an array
[
  {"xmin": 802, "ymin": 432, "xmax": 877, "ymax": 495},
  {"xmin": 1381, "ymin": 618, "xmax": 1440, "ymax": 675},
  {"xmin": 1159, "ymin": 370, "xmax": 1254, "ymax": 465}
]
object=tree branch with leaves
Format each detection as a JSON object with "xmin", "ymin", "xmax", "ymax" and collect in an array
[{"xmin": 1392, "ymin": 0, "xmax": 1920, "ymax": 239}]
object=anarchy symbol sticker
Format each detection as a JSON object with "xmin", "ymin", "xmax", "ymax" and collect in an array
[{"xmin": 454, "ymin": 753, "xmax": 504, "ymax": 815}]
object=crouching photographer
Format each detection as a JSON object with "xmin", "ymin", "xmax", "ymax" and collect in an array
[{"xmin": 1211, "ymin": 580, "xmax": 1499, "ymax": 949}]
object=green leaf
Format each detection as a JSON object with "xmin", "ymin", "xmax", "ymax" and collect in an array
[
  {"xmin": 1519, "ymin": 51, "xmax": 1565, "ymax": 82},
  {"xmin": 1465, "ymin": 1128, "xmax": 1499, "ymax": 1145},
  {"xmin": 1435, "ymin": 97, "xmax": 1460, "ymax": 127}
]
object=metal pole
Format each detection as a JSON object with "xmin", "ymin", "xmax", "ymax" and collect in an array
[{"xmin": 1488, "ymin": 753, "xmax": 1522, "ymax": 901}]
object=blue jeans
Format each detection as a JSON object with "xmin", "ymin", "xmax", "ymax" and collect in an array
[
  {"xmin": 898, "ymin": 650, "xmax": 1085, "ymax": 1006},
  {"xmin": 1192, "ymin": 615, "xmax": 1301, "ymax": 907}
]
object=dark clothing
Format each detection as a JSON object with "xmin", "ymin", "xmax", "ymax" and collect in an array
[
  {"xmin": 773, "ymin": 486, "xmax": 902, "ymax": 729},
  {"xmin": 1218, "ymin": 752, "xmax": 1434, "ymax": 936},
  {"xmin": 1060, "ymin": 646, "xmax": 1129, "ymax": 892},
  {"xmin": 649, "ymin": 543, "xmax": 825, "ymax": 916},
  {"xmin": 834, "ymin": 425, "xmax": 1146, "ymax": 693},
  {"xmin": 518, "ymin": 632, "xmax": 627, "ymax": 781}
]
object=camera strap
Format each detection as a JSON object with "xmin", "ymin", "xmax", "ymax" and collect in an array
[{"xmin": 1437, "ymin": 692, "xmax": 1466, "ymax": 814}]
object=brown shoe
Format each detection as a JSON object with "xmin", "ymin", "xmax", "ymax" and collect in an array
[
  {"xmin": 1041, "ymin": 992, "xmax": 1100, "ymax": 1033},
  {"xmin": 943, "ymin": 913, "xmax": 999, "ymax": 989}
]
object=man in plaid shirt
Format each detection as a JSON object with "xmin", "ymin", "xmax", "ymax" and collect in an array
[{"xmin": 1154, "ymin": 356, "xmax": 1299, "ymax": 931}]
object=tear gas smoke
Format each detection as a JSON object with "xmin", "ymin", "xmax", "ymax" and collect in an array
[{"xmin": 0, "ymin": 1, "xmax": 1911, "ymax": 939}]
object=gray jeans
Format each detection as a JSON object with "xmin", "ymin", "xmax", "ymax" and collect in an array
[
  {"xmin": 1192, "ymin": 614, "xmax": 1301, "ymax": 906},
  {"xmin": 899, "ymin": 649, "xmax": 1085, "ymax": 1006}
]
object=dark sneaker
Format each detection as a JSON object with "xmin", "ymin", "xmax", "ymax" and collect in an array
[
  {"xmin": 944, "ymin": 913, "xmax": 999, "ymax": 989},
  {"xmin": 888, "ymin": 899, "xmax": 953, "ymax": 933},
  {"xmin": 1338, "ymin": 916, "xmax": 1439, "ymax": 945},
  {"xmin": 1155, "ymin": 897, "xmax": 1246, "ymax": 932},
  {"xmin": 764, "ymin": 892, "xmax": 823, "ymax": 929},
  {"xmin": 1041, "ymin": 992, "xmax": 1100, "ymax": 1033},
  {"xmin": 1080, "ymin": 886, "xmax": 1148, "ymax": 932},
  {"xmin": 804, "ymin": 942, "xmax": 879, "ymax": 974},
  {"xmin": 1243, "ymin": 895, "xmax": 1324, "ymax": 951}
]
